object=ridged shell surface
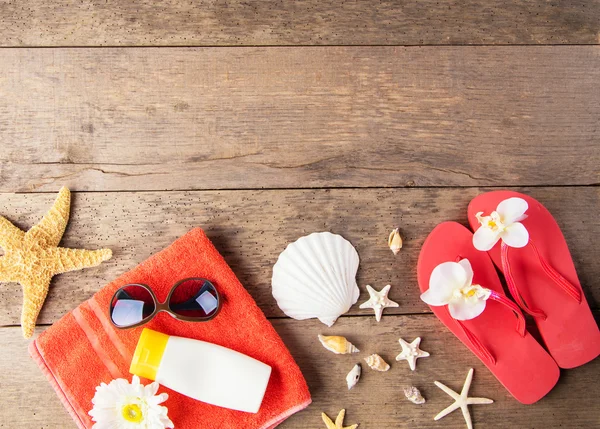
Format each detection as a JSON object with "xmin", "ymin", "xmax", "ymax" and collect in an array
[
  {"xmin": 365, "ymin": 354, "xmax": 390, "ymax": 371},
  {"xmin": 272, "ymin": 232, "xmax": 360, "ymax": 326},
  {"xmin": 318, "ymin": 335, "xmax": 360, "ymax": 354},
  {"xmin": 404, "ymin": 386, "xmax": 426, "ymax": 404}
]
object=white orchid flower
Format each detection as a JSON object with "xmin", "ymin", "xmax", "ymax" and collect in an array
[
  {"xmin": 473, "ymin": 197, "xmax": 529, "ymax": 251},
  {"xmin": 421, "ymin": 259, "xmax": 491, "ymax": 320}
]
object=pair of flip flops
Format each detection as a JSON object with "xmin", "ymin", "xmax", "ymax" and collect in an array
[{"xmin": 418, "ymin": 191, "xmax": 600, "ymax": 404}]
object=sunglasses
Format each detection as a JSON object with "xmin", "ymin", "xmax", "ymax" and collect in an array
[{"xmin": 109, "ymin": 278, "xmax": 222, "ymax": 329}]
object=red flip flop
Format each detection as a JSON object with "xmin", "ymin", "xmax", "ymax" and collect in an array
[
  {"xmin": 468, "ymin": 191, "xmax": 600, "ymax": 369},
  {"xmin": 418, "ymin": 222, "xmax": 559, "ymax": 404}
]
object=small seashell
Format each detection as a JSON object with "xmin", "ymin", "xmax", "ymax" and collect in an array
[
  {"xmin": 364, "ymin": 354, "xmax": 390, "ymax": 371},
  {"xmin": 403, "ymin": 386, "xmax": 426, "ymax": 404},
  {"xmin": 388, "ymin": 228, "xmax": 403, "ymax": 255},
  {"xmin": 346, "ymin": 364, "xmax": 361, "ymax": 390},
  {"xmin": 318, "ymin": 335, "xmax": 360, "ymax": 355}
]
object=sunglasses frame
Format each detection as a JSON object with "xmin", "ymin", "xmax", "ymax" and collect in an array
[{"xmin": 109, "ymin": 277, "xmax": 222, "ymax": 329}]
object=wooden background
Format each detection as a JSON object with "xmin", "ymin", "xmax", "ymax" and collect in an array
[{"xmin": 1, "ymin": 2, "xmax": 599, "ymax": 428}]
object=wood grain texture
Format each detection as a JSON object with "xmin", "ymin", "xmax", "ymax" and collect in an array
[
  {"xmin": 2, "ymin": 315, "xmax": 600, "ymax": 428},
  {"xmin": 1, "ymin": 47, "xmax": 599, "ymax": 192},
  {"xmin": 0, "ymin": 187, "xmax": 597, "ymax": 326},
  {"xmin": 1, "ymin": 1, "xmax": 600, "ymax": 46}
]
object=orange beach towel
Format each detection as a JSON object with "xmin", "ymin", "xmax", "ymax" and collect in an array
[{"xmin": 29, "ymin": 228, "xmax": 311, "ymax": 429}]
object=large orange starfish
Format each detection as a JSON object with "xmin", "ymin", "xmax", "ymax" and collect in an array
[{"xmin": 0, "ymin": 187, "xmax": 112, "ymax": 338}]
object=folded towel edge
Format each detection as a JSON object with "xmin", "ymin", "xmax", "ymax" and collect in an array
[{"xmin": 28, "ymin": 339, "xmax": 88, "ymax": 429}]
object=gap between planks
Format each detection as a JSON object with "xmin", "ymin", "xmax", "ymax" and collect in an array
[
  {"xmin": 3, "ymin": 43, "xmax": 600, "ymax": 49},
  {"xmin": 1, "ymin": 183, "xmax": 598, "ymax": 195}
]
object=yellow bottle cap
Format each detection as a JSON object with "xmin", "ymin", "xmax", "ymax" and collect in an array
[{"xmin": 129, "ymin": 328, "xmax": 169, "ymax": 381}]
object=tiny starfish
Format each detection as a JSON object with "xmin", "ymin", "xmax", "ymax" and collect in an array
[
  {"xmin": 359, "ymin": 284, "xmax": 399, "ymax": 322},
  {"xmin": 434, "ymin": 368, "xmax": 493, "ymax": 429},
  {"xmin": 0, "ymin": 187, "xmax": 112, "ymax": 338},
  {"xmin": 321, "ymin": 409, "xmax": 358, "ymax": 429},
  {"xmin": 395, "ymin": 337, "xmax": 430, "ymax": 371}
]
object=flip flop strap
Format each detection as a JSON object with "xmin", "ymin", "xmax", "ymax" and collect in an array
[
  {"xmin": 452, "ymin": 291, "xmax": 525, "ymax": 367},
  {"xmin": 455, "ymin": 317, "xmax": 496, "ymax": 365},
  {"xmin": 501, "ymin": 242, "xmax": 546, "ymax": 319},
  {"xmin": 488, "ymin": 290, "xmax": 526, "ymax": 336},
  {"xmin": 501, "ymin": 241, "xmax": 581, "ymax": 319},
  {"xmin": 528, "ymin": 240, "xmax": 582, "ymax": 302}
]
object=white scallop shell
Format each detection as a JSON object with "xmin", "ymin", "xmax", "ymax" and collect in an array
[{"xmin": 272, "ymin": 232, "xmax": 360, "ymax": 327}]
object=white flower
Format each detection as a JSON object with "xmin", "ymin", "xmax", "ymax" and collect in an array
[
  {"xmin": 421, "ymin": 259, "xmax": 491, "ymax": 320},
  {"xmin": 473, "ymin": 197, "xmax": 529, "ymax": 251},
  {"xmin": 89, "ymin": 375, "xmax": 174, "ymax": 429}
]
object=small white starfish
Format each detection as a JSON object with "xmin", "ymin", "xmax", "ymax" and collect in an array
[
  {"xmin": 359, "ymin": 284, "xmax": 399, "ymax": 322},
  {"xmin": 434, "ymin": 368, "xmax": 493, "ymax": 429},
  {"xmin": 395, "ymin": 337, "xmax": 430, "ymax": 370}
]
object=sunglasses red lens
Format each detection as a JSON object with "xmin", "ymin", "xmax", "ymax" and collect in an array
[
  {"xmin": 110, "ymin": 285, "xmax": 156, "ymax": 328},
  {"xmin": 169, "ymin": 279, "xmax": 220, "ymax": 319}
]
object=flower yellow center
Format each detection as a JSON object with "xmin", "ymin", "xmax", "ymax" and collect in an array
[
  {"xmin": 453, "ymin": 284, "xmax": 489, "ymax": 303},
  {"xmin": 476, "ymin": 211, "xmax": 506, "ymax": 233},
  {"xmin": 122, "ymin": 403, "xmax": 143, "ymax": 423}
]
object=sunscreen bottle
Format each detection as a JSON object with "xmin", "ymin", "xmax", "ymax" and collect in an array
[{"xmin": 130, "ymin": 328, "xmax": 272, "ymax": 413}]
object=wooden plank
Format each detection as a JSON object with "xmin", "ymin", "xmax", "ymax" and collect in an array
[
  {"xmin": 2, "ymin": 315, "xmax": 600, "ymax": 428},
  {"xmin": 0, "ymin": 186, "xmax": 597, "ymax": 326},
  {"xmin": 1, "ymin": 1, "xmax": 599, "ymax": 46},
  {"xmin": 1, "ymin": 47, "xmax": 599, "ymax": 192}
]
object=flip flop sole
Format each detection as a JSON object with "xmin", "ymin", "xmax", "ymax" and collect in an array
[
  {"xmin": 418, "ymin": 222, "xmax": 559, "ymax": 404},
  {"xmin": 468, "ymin": 191, "xmax": 600, "ymax": 369}
]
